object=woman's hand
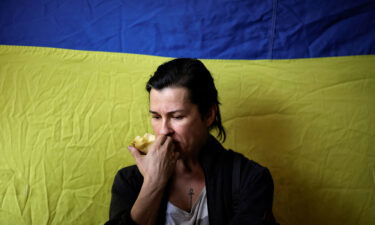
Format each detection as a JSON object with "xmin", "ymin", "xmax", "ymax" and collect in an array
[
  {"xmin": 128, "ymin": 135, "xmax": 179, "ymax": 225},
  {"xmin": 128, "ymin": 135, "xmax": 179, "ymax": 187}
]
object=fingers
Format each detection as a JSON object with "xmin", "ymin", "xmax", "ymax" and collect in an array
[
  {"xmin": 149, "ymin": 135, "xmax": 174, "ymax": 153},
  {"xmin": 163, "ymin": 137, "xmax": 178, "ymax": 163},
  {"xmin": 174, "ymin": 151, "xmax": 180, "ymax": 160},
  {"xmin": 163, "ymin": 136, "xmax": 175, "ymax": 153},
  {"xmin": 154, "ymin": 135, "xmax": 167, "ymax": 147}
]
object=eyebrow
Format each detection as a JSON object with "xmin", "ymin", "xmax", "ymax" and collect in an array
[{"xmin": 149, "ymin": 110, "xmax": 185, "ymax": 114}]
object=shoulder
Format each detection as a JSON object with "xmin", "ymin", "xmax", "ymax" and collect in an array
[
  {"xmin": 202, "ymin": 136, "xmax": 271, "ymax": 178},
  {"xmin": 108, "ymin": 165, "xmax": 143, "ymax": 222},
  {"xmin": 116, "ymin": 165, "xmax": 141, "ymax": 179},
  {"xmin": 112, "ymin": 165, "xmax": 143, "ymax": 192},
  {"xmin": 230, "ymin": 150, "xmax": 273, "ymax": 185}
]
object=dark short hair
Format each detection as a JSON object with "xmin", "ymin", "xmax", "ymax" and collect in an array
[{"xmin": 146, "ymin": 58, "xmax": 226, "ymax": 142}]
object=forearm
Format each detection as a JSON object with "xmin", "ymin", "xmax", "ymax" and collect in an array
[
  {"xmin": 128, "ymin": 135, "xmax": 177, "ymax": 225},
  {"xmin": 130, "ymin": 179, "xmax": 166, "ymax": 225}
]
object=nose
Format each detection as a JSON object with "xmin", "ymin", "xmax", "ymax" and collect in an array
[{"xmin": 159, "ymin": 119, "xmax": 174, "ymax": 136}]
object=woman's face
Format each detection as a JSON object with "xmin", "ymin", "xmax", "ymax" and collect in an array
[{"xmin": 149, "ymin": 87, "xmax": 213, "ymax": 157}]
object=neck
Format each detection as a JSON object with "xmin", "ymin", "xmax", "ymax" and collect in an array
[
  {"xmin": 175, "ymin": 158, "xmax": 200, "ymax": 174},
  {"xmin": 173, "ymin": 134, "xmax": 210, "ymax": 175}
]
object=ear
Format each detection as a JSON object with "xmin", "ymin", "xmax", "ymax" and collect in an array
[{"xmin": 205, "ymin": 105, "xmax": 217, "ymax": 127}]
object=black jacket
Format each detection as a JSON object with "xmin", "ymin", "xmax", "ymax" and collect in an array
[{"xmin": 105, "ymin": 136, "xmax": 276, "ymax": 225}]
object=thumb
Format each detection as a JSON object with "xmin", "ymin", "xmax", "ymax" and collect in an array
[{"xmin": 128, "ymin": 146, "xmax": 141, "ymax": 159}]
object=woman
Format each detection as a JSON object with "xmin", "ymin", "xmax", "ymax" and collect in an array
[{"xmin": 106, "ymin": 58, "xmax": 277, "ymax": 225}]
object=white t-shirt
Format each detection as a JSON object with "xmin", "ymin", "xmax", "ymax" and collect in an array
[{"xmin": 165, "ymin": 187, "xmax": 209, "ymax": 225}]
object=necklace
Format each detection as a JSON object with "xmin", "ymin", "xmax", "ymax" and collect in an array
[{"xmin": 188, "ymin": 187, "xmax": 194, "ymax": 213}]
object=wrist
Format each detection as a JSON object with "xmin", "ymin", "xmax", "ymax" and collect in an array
[{"xmin": 143, "ymin": 176, "xmax": 168, "ymax": 191}]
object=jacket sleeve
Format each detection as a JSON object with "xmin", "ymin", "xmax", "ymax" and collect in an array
[
  {"xmin": 229, "ymin": 161, "xmax": 276, "ymax": 225},
  {"xmin": 104, "ymin": 167, "xmax": 142, "ymax": 225}
]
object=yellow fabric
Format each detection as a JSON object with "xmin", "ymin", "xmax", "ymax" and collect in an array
[{"xmin": 0, "ymin": 45, "xmax": 374, "ymax": 225}]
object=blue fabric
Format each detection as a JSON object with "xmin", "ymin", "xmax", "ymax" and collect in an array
[{"xmin": 0, "ymin": 0, "xmax": 374, "ymax": 59}]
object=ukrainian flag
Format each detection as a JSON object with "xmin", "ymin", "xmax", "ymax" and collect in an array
[{"xmin": 0, "ymin": 1, "xmax": 374, "ymax": 225}]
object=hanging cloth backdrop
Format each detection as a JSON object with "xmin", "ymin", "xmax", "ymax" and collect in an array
[{"xmin": 0, "ymin": 1, "xmax": 374, "ymax": 225}]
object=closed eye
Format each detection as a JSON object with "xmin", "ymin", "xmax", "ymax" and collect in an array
[
  {"xmin": 151, "ymin": 115, "xmax": 161, "ymax": 119},
  {"xmin": 173, "ymin": 115, "xmax": 184, "ymax": 120}
]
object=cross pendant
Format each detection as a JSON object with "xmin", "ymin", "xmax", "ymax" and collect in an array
[{"xmin": 188, "ymin": 188, "xmax": 194, "ymax": 213}]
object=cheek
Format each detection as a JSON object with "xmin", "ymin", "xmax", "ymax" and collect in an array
[
  {"xmin": 151, "ymin": 120, "xmax": 160, "ymax": 134},
  {"xmin": 174, "ymin": 122, "xmax": 196, "ymax": 140},
  {"xmin": 168, "ymin": 122, "xmax": 185, "ymax": 139}
]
